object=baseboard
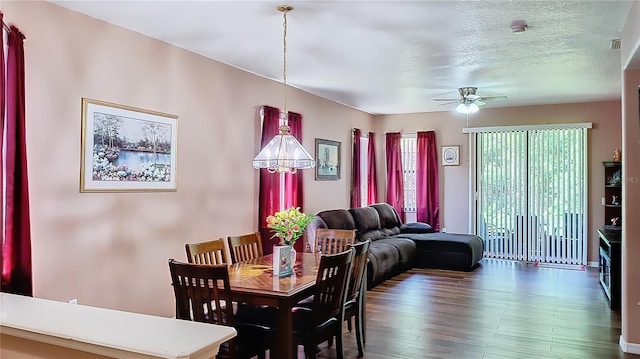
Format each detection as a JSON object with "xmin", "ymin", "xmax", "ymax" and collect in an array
[
  {"xmin": 619, "ymin": 335, "xmax": 640, "ymax": 354},
  {"xmin": 587, "ymin": 261, "xmax": 599, "ymax": 268}
]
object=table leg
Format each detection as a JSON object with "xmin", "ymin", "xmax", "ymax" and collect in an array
[{"xmin": 274, "ymin": 298, "xmax": 294, "ymax": 359}]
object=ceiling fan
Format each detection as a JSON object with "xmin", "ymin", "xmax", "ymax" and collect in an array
[{"xmin": 433, "ymin": 87, "xmax": 508, "ymax": 114}]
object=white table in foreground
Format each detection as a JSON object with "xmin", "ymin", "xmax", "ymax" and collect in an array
[{"xmin": 0, "ymin": 292, "xmax": 236, "ymax": 359}]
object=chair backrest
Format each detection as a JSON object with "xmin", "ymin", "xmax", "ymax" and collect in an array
[
  {"xmin": 168, "ymin": 258, "xmax": 234, "ymax": 326},
  {"xmin": 314, "ymin": 228, "xmax": 356, "ymax": 254},
  {"xmin": 227, "ymin": 232, "xmax": 264, "ymax": 263},
  {"xmin": 311, "ymin": 249, "xmax": 354, "ymax": 327},
  {"xmin": 185, "ymin": 238, "xmax": 231, "ymax": 265},
  {"xmin": 346, "ymin": 240, "xmax": 370, "ymax": 304}
]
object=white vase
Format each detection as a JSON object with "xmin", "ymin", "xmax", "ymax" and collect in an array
[{"xmin": 273, "ymin": 245, "xmax": 294, "ymax": 276}]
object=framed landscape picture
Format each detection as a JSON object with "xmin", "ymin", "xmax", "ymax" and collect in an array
[
  {"xmin": 315, "ymin": 138, "xmax": 340, "ymax": 181},
  {"xmin": 80, "ymin": 98, "xmax": 178, "ymax": 192}
]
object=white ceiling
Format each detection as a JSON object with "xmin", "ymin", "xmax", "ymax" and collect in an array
[{"xmin": 50, "ymin": 0, "xmax": 634, "ymax": 115}]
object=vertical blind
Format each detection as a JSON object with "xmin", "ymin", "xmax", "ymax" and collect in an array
[
  {"xmin": 400, "ymin": 135, "xmax": 417, "ymax": 212},
  {"xmin": 359, "ymin": 135, "xmax": 369, "ymax": 206},
  {"xmin": 474, "ymin": 126, "xmax": 588, "ymax": 265}
]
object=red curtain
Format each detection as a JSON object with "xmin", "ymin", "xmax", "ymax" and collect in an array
[
  {"xmin": 1, "ymin": 24, "xmax": 32, "ymax": 296},
  {"xmin": 0, "ymin": 14, "xmax": 5, "ymax": 280},
  {"xmin": 385, "ymin": 132, "xmax": 405, "ymax": 222},
  {"xmin": 284, "ymin": 111, "xmax": 305, "ymax": 253},
  {"xmin": 416, "ymin": 131, "xmax": 440, "ymax": 230},
  {"xmin": 367, "ymin": 131, "xmax": 378, "ymax": 205},
  {"xmin": 258, "ymin": 106, "xmax": 281, "ymax": 254},
  {"xmin": 350, "ymin": 128, "xmax": 362, "ymax": 208}
]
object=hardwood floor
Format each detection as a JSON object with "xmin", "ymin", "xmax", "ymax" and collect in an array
[{"xmin": 312, "ymin": 258, "xmax": 637, "ymax": 359}]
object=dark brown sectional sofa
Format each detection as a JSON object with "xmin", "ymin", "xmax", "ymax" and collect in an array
[{"xmin": 307, "ymin": 203, "xmax": 484, "ymax": 289}]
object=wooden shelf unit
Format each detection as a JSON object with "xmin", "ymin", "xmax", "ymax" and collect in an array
[
  {"xmin": 599, "ymin": 161, "xmax": 621, "ymax": 310},
  {"xmin": 598, "ymin": 229, "xmax": 621, "ymax": 310}
]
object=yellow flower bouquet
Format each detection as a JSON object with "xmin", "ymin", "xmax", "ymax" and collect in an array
[{"xmin": 266, "ymin": 207, "xmax": 315, "ymax": 246}]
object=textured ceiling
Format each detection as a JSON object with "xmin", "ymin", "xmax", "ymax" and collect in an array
[{"xmin": 50, "ymin": 0, "xmax": 634, "ymax": 115}]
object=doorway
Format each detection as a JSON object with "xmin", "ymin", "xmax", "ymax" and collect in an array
[{"xmin": 471, "ymin": 126, "xmax": 588, "ymax": 265}]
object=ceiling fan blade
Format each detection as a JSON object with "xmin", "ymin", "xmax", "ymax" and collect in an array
[
  {"xmin": 480, "ymin": 95, "xmax": 508, "ymax": 101},
  {"xmin": 433, "ymin": 98, "xmax": 460, "ymax": 102},
  {"xmin": 474, "ymin": 100, "xmax": 486, "ymax": 107},
  {"xmin": 438, "ymin": 101, "xmax": 460, "ymax": 106}
]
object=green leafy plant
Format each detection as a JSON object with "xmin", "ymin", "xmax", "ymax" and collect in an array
[{"xmin": 266, "ymin": 207, "xmax": 315, "ymax": 246}]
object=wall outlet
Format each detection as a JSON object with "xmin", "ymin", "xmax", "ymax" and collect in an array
[
  {"xmin": 68, "ymin": 298, "xmax": 78, "ymax": 305},
  {"xmin": 441, "ymin": 227, "xmax": 447, "ymax": 233}
]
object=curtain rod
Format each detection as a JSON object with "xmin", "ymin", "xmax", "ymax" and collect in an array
[{"xmin": 2, "ymin": 21, "xmax": 26, "ymax": 40}]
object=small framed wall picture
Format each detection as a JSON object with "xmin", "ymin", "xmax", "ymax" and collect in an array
[
  {"xmin": 442, "ymin": 145, "xmax": 460, "ymax": 166},
  {"xmin": 315, "ymin": 138, "xmax": 341, "ymax": 181}
]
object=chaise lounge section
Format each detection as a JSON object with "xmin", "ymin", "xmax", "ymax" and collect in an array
[{"xmin": 308, "ymin": 203, "xmax": 484, "ymax": 289}]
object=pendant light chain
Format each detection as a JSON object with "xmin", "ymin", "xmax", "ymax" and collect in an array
[
  {"xmin": 252, "ymin": 5, "xmax": 315, "ymax": 173},
  {"xmin": 281, "ymin": 7, "xmax": 288, "ymax": 116}
]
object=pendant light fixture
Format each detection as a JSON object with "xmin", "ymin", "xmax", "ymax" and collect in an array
[{"xmin": 252, "ymin": 5, "xmax": 315, "ymax": 174}]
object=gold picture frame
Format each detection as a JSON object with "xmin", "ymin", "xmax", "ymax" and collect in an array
[{"xmin": 80, "ymin": 98, "xmax": 178, "ymax": 192}]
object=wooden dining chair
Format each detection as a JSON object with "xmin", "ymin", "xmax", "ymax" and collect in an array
[
  {"xmin": 291, "ymin": 249, "xmax": 354, "ymax": 359},
  {"xmin": 185, "ymin": 238, "xmax": 231, "ymax": 265},
  {"xmin": 168, "ymin": 259, "xmax": 273, "ymax": 359},
  {"xmin": 313, "ymin": 228, "xmax": 356, "ymax": 254},
  {"xmin": 343, "ymin": 240, "xmax": 371, "ymax": 357},
  {"xmin": 227, "ymin": 232, "xmax": 264, "ymax": 263}
]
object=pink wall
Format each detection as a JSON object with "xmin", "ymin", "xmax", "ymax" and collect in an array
[
  {"xmin": 375, "ymin": 101, "xmax": 622, "ymax": 263},
  {"xmin": 3, "ymin": 2, "xmax": 637, "ymax": 346},
  {"xmin": 620, "ymin": 0, "xmax": 640, "ymax": 350},
  {"xmin": 3, "ymin": 1, "xmax": 370, "ymax": 317},
  {"xmin": 621, "ymin": 68, "xmax": 640, "ymax": 354}
]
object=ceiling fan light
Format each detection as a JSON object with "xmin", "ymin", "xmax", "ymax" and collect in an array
[
  {"xmin": 456, "ymin": 103, "xmax": 468, "ymax": 113},
  {"xmin": 456, "ymin": 102, "xmax": 479, "ymax": 114}
]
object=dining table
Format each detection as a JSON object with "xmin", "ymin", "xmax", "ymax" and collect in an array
[{"xmin": 227, "ymin": 252, "xmax": 321, "ymax": 359}]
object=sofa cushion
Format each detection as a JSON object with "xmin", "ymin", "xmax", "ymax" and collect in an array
[
  {"xmin": 400, "ymin": 222, "xmax": 435, "ymax": 234},
  {"xmin": 402, "ymin": 232, "xmax": 484, "ymax": 271},
  {"xmin": 370, "ymin": 203, "xmax": 403, "ymax": 229},
  {"xmin": 366, "ymin": 242, "xmax": 400, "ymax": 288},
  {"xmin": 317, "ymin": 209, "xmax": 355, "ymax": 230},
  {"xmin": 348, "ymin": 207, "xmax": 382, "ymax": 240},
  {"xmin": 381, "ymin": 227, "xmax": 401, "ymax": 236},
  {"xmin": 375, "ymin": 237, "xmax": 416, "ymax": 270}
]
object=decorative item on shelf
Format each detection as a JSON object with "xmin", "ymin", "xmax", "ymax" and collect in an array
[
  {"xmin": 612, "ymin": 195, "xmax": 619, "ymax": 205},
  {"xmin": 610, "ymin": 217, "xmax": 620, "ymax": 227},
  {"xmin": 266, "ymin": 206, "xmax": 315, "ymax": 275},
  {"xmin": 608, "ymin": 169, "xmax": 622, "ymax": 186},
  {"xmin": 613, "ymin": 148, "xmax": 622, "ymax": 162},
  {"xmin": 252, "ymin": 5, "xmax": 315, "ymax": 174}
]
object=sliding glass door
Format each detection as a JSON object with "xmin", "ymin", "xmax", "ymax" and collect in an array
[{"xmin": 473, "ymin": 126, "xmax": 588, "ymax": 265}]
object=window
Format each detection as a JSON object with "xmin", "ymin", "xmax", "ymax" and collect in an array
[
  {"xmin": 358, "ymin": 133, "xmax": 369, "ymax": 207},
  {"xmin": 400, "ymin": 135, "xmax": 416, "ymax": 213}
]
